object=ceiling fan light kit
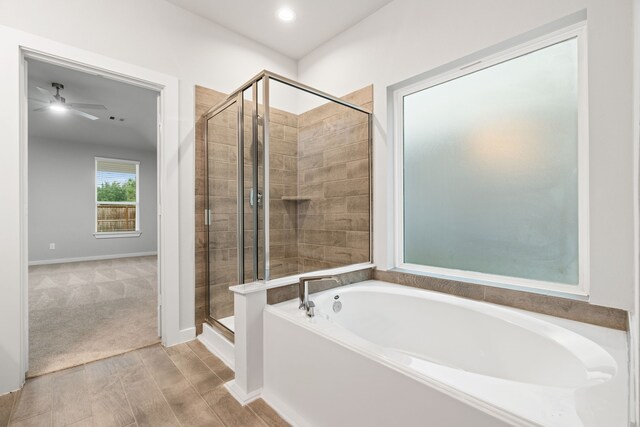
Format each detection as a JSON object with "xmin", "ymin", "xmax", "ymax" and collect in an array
[{"xmin": 32, "ymin": 82, "xmax": 106, "ymax": 120}]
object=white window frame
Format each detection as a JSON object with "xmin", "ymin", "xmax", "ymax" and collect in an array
[
  {"xmin": 94, "ymin": 156, "xmax": 142, "ymax": 238},
  {"xmin": 393, "ymin": 22, "xmax": 590, "ymax": 299}
]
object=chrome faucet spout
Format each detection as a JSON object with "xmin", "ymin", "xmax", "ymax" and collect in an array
[{"xmin": 298, "ymin": 275, "xmax": 339, "ymax": 317}]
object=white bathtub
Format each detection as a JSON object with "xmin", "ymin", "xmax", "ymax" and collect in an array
[{"xmin": 262, "ymin": 280, "xmax": 628, "ymax": 426}]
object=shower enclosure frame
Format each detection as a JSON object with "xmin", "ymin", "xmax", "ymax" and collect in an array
[{"xmin": 203, "ymin": 70, "xmax": 373, "ymax": 334}]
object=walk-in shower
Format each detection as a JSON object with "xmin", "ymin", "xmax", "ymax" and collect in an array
[{"xmin": 203, "ymin": 71, "xmax": 372, "ymax": 334}]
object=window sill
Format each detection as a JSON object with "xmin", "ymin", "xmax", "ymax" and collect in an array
[{"xmin": 94, "ymin": 232, "xmax": 142, "ymax": 239}]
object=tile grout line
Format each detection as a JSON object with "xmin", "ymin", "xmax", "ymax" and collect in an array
[
  {"xmin": 132, "ymin": 353, "xmax": 182, "ymax": 427},
  {"xmin": 138, "ymin": 347, "xmax": 205, "ymax": 427},
  {"xmin": 6, "ymin": 389, "xmax": 18, "ymax": 427},
  {"xmin": 182, "ymin": 343, "xmax": 226, "ymax": 383},
  {"xmin": 182, "ymin": 342, "xmax": 271, "ymax": 427},
  {"xmin": 8, "ymin": 410, "xmax": 50, "ymax": 427},
  {"xmin": 119, "ymin": 374, "xmax": 139, "ymax": 427},
  {"xmin": 158, "ymin": 345, "xmax": 228, "ymax": 427},
  {"xmin": 246, "ymin": 405, "xmax": 271, "ymax": 427}
]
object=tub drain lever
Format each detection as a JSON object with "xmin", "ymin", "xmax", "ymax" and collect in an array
[{"xmin": 306, "ymin": 301, "xmax": 315, "ymax": 317}]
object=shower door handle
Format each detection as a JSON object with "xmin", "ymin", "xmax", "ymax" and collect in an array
[{"xmin": 250, "ymin": 189, "xmax": 263, "ymax": 207}]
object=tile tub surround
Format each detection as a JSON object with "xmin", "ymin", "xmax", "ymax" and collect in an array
[
  {"xmin": 266, "ymin": 267, "xmax": 373, "ymax": 305},
  {"xmin": 373, "ymin": 269, "xmax": 628, "ymax": 331},
  {"xmin": 0, "ymin": 341, "xmax": 288, "ymax": 427}
]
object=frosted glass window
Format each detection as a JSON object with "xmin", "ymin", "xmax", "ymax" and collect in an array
[{"xmin": 403, "ymin": 38, "xmax": 579, "ymax": 285}]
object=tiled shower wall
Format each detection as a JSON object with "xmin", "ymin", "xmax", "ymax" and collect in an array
[
  {"xmin": 296, "ymin": 86, "xmax": 372, "ymax": 272},
  {"xmin": 268, "ymin": 110, "xmax": 300, "ymax": 279},
  {"xmin": 195, "ymin": 84, "xmax": 373, "ymax": 332}
]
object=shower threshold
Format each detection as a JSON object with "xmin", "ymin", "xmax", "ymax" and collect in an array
[{"xmin": 218, "ymin": 315, "xmax": 235, "ymax": 332}]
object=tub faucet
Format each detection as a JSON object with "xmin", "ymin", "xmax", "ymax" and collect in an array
[{"xmin": 298, "ymin": 275, "xmax": 339, "ymax": 317}]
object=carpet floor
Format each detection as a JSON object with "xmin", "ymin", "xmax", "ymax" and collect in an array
[{"xmin": 28, "ymin": 256, "xmax": 159, "ymax": 377}]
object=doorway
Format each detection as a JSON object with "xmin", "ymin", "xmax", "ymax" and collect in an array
[{"xmin": 25, "ymin": 56, "xmax": 161, "ymax": 376}]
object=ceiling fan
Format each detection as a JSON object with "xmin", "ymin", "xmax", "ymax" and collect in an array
[{"xmin": 31, "ymin": 82, "xmax": 107, "ymax": 120}]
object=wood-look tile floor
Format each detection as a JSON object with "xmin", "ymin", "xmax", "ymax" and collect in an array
[{"xmin": 0, "ymin": 341, "xmax": 289, "ymax": 427}]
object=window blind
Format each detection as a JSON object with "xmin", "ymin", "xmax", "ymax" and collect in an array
[{"xmin": 96, "ymin": 160, "xmax": 137, "ymax": 202}]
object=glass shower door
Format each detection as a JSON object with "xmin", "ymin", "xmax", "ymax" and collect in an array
[
  {"xmin": 206, "ymin": 83, "xmax": 265, "ymax": 334},
  {"xmin": 206, "ymin": 100, "xmax": 239, "ymax": 332}
]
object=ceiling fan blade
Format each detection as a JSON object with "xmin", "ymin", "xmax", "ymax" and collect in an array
[
  {"xmin": 32, "ymin": 106, "xmax": 51, "ymax": 112},
  {"xmin": 29, "ymin": 98, "xmax": 47, "ymax": 103},
  {"xmin": 67, "ymin": 103, "xmax": 107, "ymax": 110},
  {"xmin": 35, "ymin": 87, "xmax": 56, "ymax": 102},
  {"xmin": 68, "ymin": 108, "xmax": 99, "ymax": 120}
]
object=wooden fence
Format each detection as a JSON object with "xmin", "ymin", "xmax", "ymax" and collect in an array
[{"xmin": 97, "ymin": 204, "xmax": 136, "ymax": 232}]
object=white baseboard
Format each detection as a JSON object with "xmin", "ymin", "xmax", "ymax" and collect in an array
[
  {"xmin": 198, "ymin": 323, "xmax": 235, "ymax": 370},
  {"xmin": 261, "ymin": 389, "xmax": 306, "ymax": 427},
  {"xmin": 177, "ymin": 327, "xmax": 196, "ymax": 344},
  {"xmin": 225, "ymin": 380, "xmax": 261, "ymax": 405},
  {"xmin": 28, "ymin": 251, "xmax": 157, "ymax": 265}
]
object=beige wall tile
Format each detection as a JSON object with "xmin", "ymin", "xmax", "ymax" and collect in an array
[
  {"xmin": 483, "ymin": 287, "xmax": 628, "ymax": 330},
  {"xmin": 373, "ymin": 270, "xmax": 485, "ymax": 301},
  {"xmin": 303, "ymin": 164, "xmax": 347, "ymax": 185},
  {"xmin": 325, "ymin": 214, "xmax": 369, "ymax": 231},
  {"xmin": 372, "ymin": 269, "xmax": 628, "ymax": 330},
  {"xmin": 323, "ymin": 247, "xmax": 368, "ymax": 264},
  {"xmin": 324, "ymin": 178, "xmax": 369, "ymax": 198},
  {"xmin": 298, "ymin": 121, "xmax": 324, "ymax": 142},
  {"xmin": 341, "ymin": 85, "xmax": 373, "ymax": 106},
  {"xmin": 346, "ymin": 195, "xmax": 370, "ymax": 213},
  {"xmin": 346, "ymin": 231, "xmax": 370, "ymax": 250},
  {"xmin": 298, "ymin": 244, "xmax": 325, "ymax": 260},
  {"xmin": 298, "ymin": 102, "xmax": 338, "ymax": 128},
  {"xmin": 302, "ymin": 230, "xmax": 347, "ymax": 247},
  {"xmin": 270, "ymin": 109, "xmax": 298, "ymax": 127},
  {"xmin": 298, "ymin": 152, "xmax": 323, "ymax": 170},
  {"xmin": 297, "ymin": 214, "xmax": 325, "ymax": 230},
  {"xmin": 346, "ymin": 159, "xmax": 369, "ymax": 179},
  {"xmin": 304, "ymin": 198, "xmax": 347, "ymax": 214}
]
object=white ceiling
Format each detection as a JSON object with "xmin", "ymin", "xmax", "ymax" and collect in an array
[
  {"xmin": 165, "ymin": 0, "xmax": 393, "ymax": 59},
  {"xmin": 28, "ymin": 59, "xmax": 158, "ymax": 151}
]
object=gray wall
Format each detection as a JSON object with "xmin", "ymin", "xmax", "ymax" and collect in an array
[{"xmin": 29, "ymin": 137, "xmax": 157, "ymax": 262}]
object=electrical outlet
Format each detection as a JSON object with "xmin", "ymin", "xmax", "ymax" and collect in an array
[{"xmin": 49, "ymin": 243, "xmax": 55, "ymax": 250}]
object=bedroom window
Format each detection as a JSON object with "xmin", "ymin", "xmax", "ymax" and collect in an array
[
  {"xmin": 393, "ymin": 25, "xmax": 588, "ymax": 296},
  {"xmin": 95, "ymin": 157, "xmax": 140, "ymax": 237}
]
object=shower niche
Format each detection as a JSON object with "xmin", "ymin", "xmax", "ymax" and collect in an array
[{"xmin": 204, "ymin": 71, "xmax": 372, "ymax": 334}]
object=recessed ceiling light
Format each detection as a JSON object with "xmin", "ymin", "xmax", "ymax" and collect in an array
[{"xmin": 277, "ymin": 7, "xmax": 296, "ymax": 22}]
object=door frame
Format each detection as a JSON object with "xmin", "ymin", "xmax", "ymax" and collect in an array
[{"xmin": 5, "ymin": 27, "xmax": 182, "ymax": 389}]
